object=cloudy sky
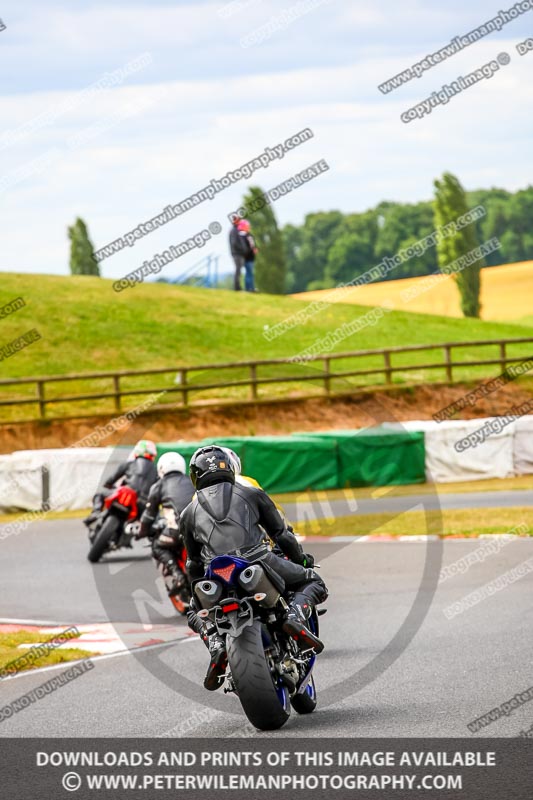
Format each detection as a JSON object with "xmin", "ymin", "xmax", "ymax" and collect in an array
[{"xmin": 1, "ymin": 0, "xmax": 532, "ymax": 279}]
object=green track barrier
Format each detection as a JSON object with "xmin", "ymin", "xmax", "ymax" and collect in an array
[
  {"xmin": 298, "ymin": 429, "xmax": 426, "ymax": 487},
  {"xmin": 156, "ymin": 441, "xmax": 205, "ymax": 464},
  {"xmin": 204, "ymin": 435, "xmax": 338, "ymax": 493},
  {"xmin": 157, "ymin": 436, "xmax": 337, "ymax": 492},
  {"xmin": 156, "ymin": 428, "xmax": 425, "ymax": 493}
]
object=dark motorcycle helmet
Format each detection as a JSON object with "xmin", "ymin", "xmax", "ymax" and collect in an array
[{"xmin": 189, "ymin": 445, "xmax": 235, "ymax": 490}]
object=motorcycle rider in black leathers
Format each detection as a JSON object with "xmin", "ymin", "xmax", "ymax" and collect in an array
[
  {"xmin": 181, "ymin": 445, "xmax": 328, "ymax": 691},
  {"xmin": 83, "ymin": 439, "xmax": 158, "ymax": 528},
  {"xmin": 137, "ymin": 451, "xmax": 194, "ymax": 590}
]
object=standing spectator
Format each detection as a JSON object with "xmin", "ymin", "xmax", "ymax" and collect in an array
[
  {"xmin": 237, "ymin": 219, "xmax": 258, "ymax": 293},
  {"xmin": 229, "ymin": 213, "xmax": 247, "ymax": 291}
]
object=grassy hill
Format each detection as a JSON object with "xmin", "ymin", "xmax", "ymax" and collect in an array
[
  {"xmin": 294, "ymin": 260, "xmax": 533, "ymax": 323},
  {"xmin": 1, "ymin": 272, "xmax": 532, "ymax": 420}
]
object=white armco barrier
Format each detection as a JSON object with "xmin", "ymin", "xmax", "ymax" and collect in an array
[
  {"xmin": 382, "ymin": 418, "xmax": 517, "ymax": 482},
  {"xmin": 0, "ymin": 447, "xmax": 129, "ymax": 512},
  {"xmin": 424, "ymin": 419, "xmax": 515, "ymax": 483},
  {"xmin": 0, "ymin": 457, "xmax": 43, "ymax": 512},
  {"xmin": 513, "ymin": 415, "xmax": 533, "ymax": 476}
]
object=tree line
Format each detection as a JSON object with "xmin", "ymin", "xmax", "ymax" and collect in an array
[
  {"xmin": 281, "ymin": 181, "xmax": 533, "ymax": 297},
  {"xmin": 68, "ymin": 174, "xmax": 532, "ymax": 318}
]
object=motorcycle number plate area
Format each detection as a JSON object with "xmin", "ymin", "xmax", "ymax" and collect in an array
[{"xmin": 215, "ymin": 599, "xmax": 254, "ymax": 637}]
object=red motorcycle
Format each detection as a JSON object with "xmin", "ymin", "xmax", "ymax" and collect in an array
[{"xmin": 87, "ymin": 485, "xmax": 140, "ymax": 563}]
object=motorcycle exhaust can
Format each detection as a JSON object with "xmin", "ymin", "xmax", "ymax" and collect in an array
[
  {"xmin": 238, "ymin": 564, "xmax": 280, "ymax": 607},
  {"xmin": 194, "ymin": 579, "xmax": 223, "ymax": 609}
]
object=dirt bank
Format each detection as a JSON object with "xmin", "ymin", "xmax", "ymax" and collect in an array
[{"xmin": 1, "ymin": 380, "xmax": 532, "ymax": 453}]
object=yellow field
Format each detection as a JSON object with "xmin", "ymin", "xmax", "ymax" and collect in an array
[{"xmin": 293, "ymin": 260, "xmax": 533, "ymax": 322}]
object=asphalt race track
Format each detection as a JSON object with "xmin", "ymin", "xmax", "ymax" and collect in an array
[{"xmin": 1, "ymin": 500, "xmax": 532, "ymax": 738}]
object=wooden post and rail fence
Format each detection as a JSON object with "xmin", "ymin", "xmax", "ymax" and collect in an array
[{"xmin": 1, "ymin": 336, "xmax": 532, "ymax": 422}]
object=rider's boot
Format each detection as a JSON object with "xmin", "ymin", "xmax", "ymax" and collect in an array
[
  {"xmin": 186, "ymin": 608, "xmax": 227, "ymax": 690},
  {"xmin": 171, "ymin": 567, "xmax": 186, "ymax": 590},
  {"xmin": 204, "ymin": 632, "xmax": 227, "ymax": 691},
  {"xmin": 282, "ymin": 599, "xmax": 324, "ymax": 654},
  {"xmin": 83, "ymin": 494, "xmax": 104, "ymax": 527}
]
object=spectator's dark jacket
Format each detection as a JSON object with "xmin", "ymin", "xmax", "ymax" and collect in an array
[
  {"xmin": 229, "ymin": 226, "xmax": 248, "ymax": 257},
  {"xmin": 241, "ymin": 232, "xmax": 257, "ymax": 261}
]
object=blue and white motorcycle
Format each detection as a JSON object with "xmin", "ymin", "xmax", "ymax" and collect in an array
[{"xmin": 194, "ymin": 554, "xmax": 324, "ymax": 731}]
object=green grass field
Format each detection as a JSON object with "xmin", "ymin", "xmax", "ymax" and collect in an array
[{"xmin": 1, "ymin": 272, "xmax": 533, "ymax": 419}]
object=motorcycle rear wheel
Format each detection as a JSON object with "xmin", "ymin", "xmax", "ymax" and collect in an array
[
  {"xmin": 227, "ymin": 619, "xmax": 291, "ymax": 731},
  {"xmin": 87, "ymin": 515, "xmax": 120, "ymax": 563}
]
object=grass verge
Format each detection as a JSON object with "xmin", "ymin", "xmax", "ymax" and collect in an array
[
  {"xmin": 0, "ymin": 630, "xmax": 95, "ymax": 673},
  {"xmin": 0, "ymin": 508, "xmax": 89, "ymax": 524},
  {"xmin": 298, "ymin": 506, "xmax": 533, "ymax": 538},
  {"xmin": 272, "ymin": 475, "xmax": 533, "ymax": 505}
]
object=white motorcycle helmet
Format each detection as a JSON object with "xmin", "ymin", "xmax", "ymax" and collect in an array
[
  {"xmin": 157, "ymin": 451, "xmax": 187, "ymax": 479},
  {"xmin": 222, "ymin": 447, "xmax": 242, "ymax": 476}
]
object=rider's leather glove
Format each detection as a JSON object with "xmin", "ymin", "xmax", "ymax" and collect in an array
[{"xmin": 301, "ymin": 552, "xmax": 315, "ymax": 569}]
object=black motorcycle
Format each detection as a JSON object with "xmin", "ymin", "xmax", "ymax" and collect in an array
[{"xmin": 194, "ymin": 554, "xmax": 324, "ymax": 731}]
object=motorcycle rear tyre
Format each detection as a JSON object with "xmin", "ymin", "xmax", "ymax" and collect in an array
[
  {"xmin": 88, "ymin": 515, "xmax": 120, "ymax": 563},
  {"xmin": 227, "ymin": 619, "xmax": 290, "ymax": 731}
]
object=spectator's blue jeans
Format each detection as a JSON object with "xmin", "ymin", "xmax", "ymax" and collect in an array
[{"xmin": 244, "ymin": 260, "xmax": 255, "ymax": 292}]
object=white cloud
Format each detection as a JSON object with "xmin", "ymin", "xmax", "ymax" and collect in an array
[{"xmin": 1, "ymin": 1, "xmax": 532, "ymax": 276}]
